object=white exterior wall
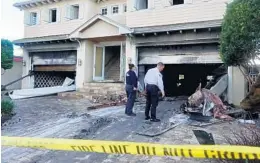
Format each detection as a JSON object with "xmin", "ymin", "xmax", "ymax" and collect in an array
[
  {"xmin": 21, "ymin": 49, "xmax": 34, "ymax": 89},
  {"xmin": 76, "ymin": 40, "xmax": 94, "ymax": 88},
  {"xmin": 127, "ymin": 0, "xmax": 230, "ymax": 27},
  {"xmin": 23, "ymin": 0, "xmax": 126, "ymax": 38},
  {"xmin": 228, "ymin": 66, "xmax": 247, "ymax": 106}
]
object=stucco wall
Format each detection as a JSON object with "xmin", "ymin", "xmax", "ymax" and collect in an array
[
  {"xmin": 1, "ymin": 61, "xmax": 23, "ymax": 90},
  {"xmin": 127, "ymin": 0, "xmax": 230, "ymax": 27},
  {"xmin": 228, "ymin": 66, "xmax": 247, "ymax": 106},
  {"xmin": 23, "ymin": 0, "xmax": 126, "ymax": 38}
]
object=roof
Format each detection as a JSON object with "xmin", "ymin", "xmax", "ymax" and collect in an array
[
  {"xmin": 133, "ymin": 19, "xmax": 222, "ymax": 34},
  {"xmin": 14, "ymin": 0, "xmax": 64, "ymax": 9},
  {"xmin": 69, "ymin": 14, "xmax": 132, "ymax": 38},
  {"xmin": 13, "ymin": 34, "xmax": 69, "ymax": 45}
]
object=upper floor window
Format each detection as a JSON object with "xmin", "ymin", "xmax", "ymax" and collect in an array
[
  {"xmin": 30, "ymin": 12, "xmax": 37, "ymax": 25},
  {"xmin": 49, "ymin": 8, "xmax": 57, "ymax": 23},
  {"xmin": 172, "ymin": 0, "xmax": 184, "ymax": 5},
  {"xmin": 123, "ymin": 4, "xmax": 127, "ymax": 12},
  {"xmin": 112, "ymin": 6, "xmax": 119, "ymax": 14},
  {"xmin": 134, "ymin": 0, "xmax": 148, "ymax": 10},
  {"xmin": 66, "ymin": 5, "xmax": 79, "ymax": 20},
  {"xmin": 101, "ymin": 7, "xmax": 107, "ymax": 15}
]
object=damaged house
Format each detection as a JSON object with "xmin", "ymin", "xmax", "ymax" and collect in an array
[{"xmin": 13, "ymin": 0, "xmax": 248, "ymax": 105}]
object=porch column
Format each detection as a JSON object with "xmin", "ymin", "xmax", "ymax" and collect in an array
[
  {"xmin": 228, "ymin": 66, "xmax": 247, "ymax": 105},
  {"xmin": 75, "ymin": 40, "xmax": 94, "ymax": 89},
  {"xmin": 21, "ymin": 48, "xmax": 33, "ymax": 89},
  {"xmin": 76, "ymin": 40, "xmax": 87, "ymax": 89},
  {"xmin": 125, "ymin": 36, "xmax": 137, "ymax": 75}
]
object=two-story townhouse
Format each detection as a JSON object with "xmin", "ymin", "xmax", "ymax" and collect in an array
[{"xmin": 14, "ymin": 0, "xmax": 246, "ymax": 104}]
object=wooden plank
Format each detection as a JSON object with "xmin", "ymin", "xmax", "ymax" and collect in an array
[{"xmin": 34, "ymin": 65, "xmax": 76, "ymax": 72}]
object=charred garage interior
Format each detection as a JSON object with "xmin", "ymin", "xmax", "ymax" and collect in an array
[{"xmin": 137, "ymin": 43, "xmax": 225, "ymax": 97}]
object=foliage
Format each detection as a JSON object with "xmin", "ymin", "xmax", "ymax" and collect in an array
[
  {"xmin": 220, "ymin": 0, "xmax": 260, "ymax": 67},
  {"xmin": 219, "ymin": 127, "xmax": 260, "ymax": 163},
  {"xmin": 1, "ymin": 39, "xmax": 14, "ymax": 70},
  {"xmin": 1, "ymin": 99, "xmax": 14, "ymax": 115}
]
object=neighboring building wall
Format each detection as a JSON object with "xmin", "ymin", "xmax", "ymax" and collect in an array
[
  {"xmin": 1, "ymin": 58, "xmax": 23, "ymax": 90},
  {"xmin": 127, "ymin": 0, "xmax": 229, "ymax": 27},
  {"xmin": 23, "ymin": 0, "xmax": 126, "ymax": 38},
  {"xmin": 228, "ymin": 66, "xmax": 247, "ymax": 106}
]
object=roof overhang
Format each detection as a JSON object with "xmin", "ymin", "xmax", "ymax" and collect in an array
[
  {"xmin": 69, "ymin": 14, "xmax": 133, "ymax": 39},
  {"xmin": 132, "ymin": 19, "xmax": 222, "ymax": 35},
  {"xmin": 13, "ymin": 34, "xmax": 71, "ymax": 46},
  {"xmin": 14, "ymin": 0, "xmax": 64, "ymax": 10}
]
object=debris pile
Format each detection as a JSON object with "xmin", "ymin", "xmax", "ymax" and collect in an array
[
  {"xmin": 87, "ymin": 94, "xmax": 127, "ymax": 110},
  {"xmin": 183, "ymin": 83, "xmax": 233, "ymax": 121}
]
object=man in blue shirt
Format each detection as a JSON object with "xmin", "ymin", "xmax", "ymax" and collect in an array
[{"xmin": 125, "ymin": 64, "xmax": 138, "ymax": 116}]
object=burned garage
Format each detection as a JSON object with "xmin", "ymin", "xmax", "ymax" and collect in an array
[
  {"xmin": 138, "ymin": 44, "xmax": 225, "ymax": 97},
  {"xmin": 133, "ymin": 21, "xmax": 224, "ymax": 97}
]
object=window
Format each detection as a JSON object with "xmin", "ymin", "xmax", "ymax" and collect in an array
[
  {"xmin": 123, "ymin": 4, "xmax": 127, "ymax": 12},
  {"xmin": 112, "ymin": 6, "xmax": 119, "ymax": 14},
  {"xmin": 134, "ymin": 0, "xmax": 148, "ymax": 10},
  {"xmin": 71, "ymin": 5, "xmax": 79, "ymax": 19},
  {"xmin": 172, "ymin": 0, "xmax": 184, "ymax": 5},
  {"xmin": 49, "ymin": 9, "xmax": 57, "ymax": 23},
  {"xmin": 30, "ymin": 12, "xmax": 37, "ymax": 25},
  {"xmin": 101, "ymin": 7, "xmax": 107, "ymax": 15}
]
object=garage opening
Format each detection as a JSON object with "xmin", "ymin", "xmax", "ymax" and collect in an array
[
  {"xmin": 31, "ymin": 50, "xmax": 77, "ymax": 88},
  {"xmin": 142, "ymin": 64, "xmax": 224, "ymax": 97}
]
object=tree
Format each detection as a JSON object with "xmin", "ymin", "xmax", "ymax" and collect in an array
[
  {"xmin": 220, "ymin": 0, "xmax": 260, "ymax": 110},
  {"xmin": 1, "ymin": 39, "xmax": 14, "ymax": 70}
]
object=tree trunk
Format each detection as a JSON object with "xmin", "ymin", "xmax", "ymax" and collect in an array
[{"xmin": 240, "ymin": 74, "xmax": 260, "ymax": 112}]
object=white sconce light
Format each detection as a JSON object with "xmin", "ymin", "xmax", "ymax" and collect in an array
[
  {"xmin": 78, "ymin": 59, "xmax": 82, "ymax": 66},
  {"xmin": 22, "ymin": 60, "xmax": 26, "ymax": 66}
]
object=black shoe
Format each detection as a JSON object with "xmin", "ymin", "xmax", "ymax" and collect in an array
[
  {"xmin": 145, "ymin": 117, "xmax": 150, "ymax": 120},
  {"xmin": 150, "ymin": 118, "xmax": 160, "ymax": 122},
  {"xmin": 126, "ymin": 113, "xmax": 136, "ymax": 116}
]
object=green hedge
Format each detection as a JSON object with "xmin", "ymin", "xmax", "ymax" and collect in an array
[{"xmin": 1, "ymin": 100, "xmax": 14, "ymax": 115}]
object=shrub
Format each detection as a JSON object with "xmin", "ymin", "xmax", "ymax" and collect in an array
[
  {"xmin": 220, "ymin": 126, "xmax": 260, "ymax": 163},
  {"xmin": 1, "ymin": 100, "xmax": 14, "ymax": 115}
]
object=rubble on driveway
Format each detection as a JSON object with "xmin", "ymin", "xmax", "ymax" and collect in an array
[
  {"xmin": 185, "ymin": 83, "xmax": 233, "ymax": 120},
  {"xmin": 9, "ymin": 77, "xmax": 76, "ymax": 100}
]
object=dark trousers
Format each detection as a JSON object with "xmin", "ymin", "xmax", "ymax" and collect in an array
[
  {"xmin": 125, "ymin": 85, "xmax": 136, "ymax": 114},
  {"xmin": 145, "ymin": 84, "xmax": 159, "ymax": 119}
]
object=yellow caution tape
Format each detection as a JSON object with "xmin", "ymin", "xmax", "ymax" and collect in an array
[{"xmin": 2, "ymin": 136, "xmax": 260, "ymax": 160}]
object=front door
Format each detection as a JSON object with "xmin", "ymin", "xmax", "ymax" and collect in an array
[{"xmin": 93, "ymin": 46, "xmax": 105, "ymax": 80}]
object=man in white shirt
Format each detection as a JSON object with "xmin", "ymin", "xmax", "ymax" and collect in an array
[{"xmin": 144, "ymin": 62, "xmax": 165, "ymax": 122}]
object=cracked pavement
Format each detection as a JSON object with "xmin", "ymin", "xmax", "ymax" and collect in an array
[{"xmin": 1, "ymin": 96, "xmax": 244, "ymax": 163}]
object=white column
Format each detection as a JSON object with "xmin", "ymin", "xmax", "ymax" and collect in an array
[
  {"xmin": 21, "ymin": 48, "xmax": 33, "ymax": 89},
  {"xmin": 75, "ymin": 40, "xmax": 94, "ymax": 89},
  {"xmin": 227, "ymin": 66, "xmax": 247, "ymax": 105},
  {"xmin": 75, "ymin": 40, "xmax": 87, "ymax": 89},
  {"xmin": 125, "ymin": 36, "xmax": 137, "ymax": 74}
]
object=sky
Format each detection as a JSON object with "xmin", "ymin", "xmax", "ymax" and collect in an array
[{"xmin": 1, "ymin": 0, "xmax": 24, "ymax": 56}]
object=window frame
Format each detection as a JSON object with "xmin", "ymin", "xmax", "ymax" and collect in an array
[
  {"xmin": 30, "ymin": 12, "xmax": 37, "ymax": 25},
  {"xmin": 70, "ymin": 5, "xmax": 79, "ymax": 20},
  {"xmin": 111, "ymin": 5, "xmax": 119, "ymax": 14},
  {"xmin": 123, "ymin": 4, "xmax": 127, "ymax": 12},
  {"xmin": 101, "ymin": 7, "xmax": 108, "ymax": 15},
  {"xmin": 172, "ymin": 0, "xmax": 184, "ymax": 6},
  {"xmin": 49, "ymin": 8, "xmax": 57, "ymax": 23}
]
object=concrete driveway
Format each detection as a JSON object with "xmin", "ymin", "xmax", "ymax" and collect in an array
[{"xmin": 1, "ymin": 96, "xmax": 241, "ymax": 163}]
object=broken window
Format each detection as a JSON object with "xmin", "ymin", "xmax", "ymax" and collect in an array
[
  {"xmin": 172, "ymin": 0, "xmax": 184, "ymax": 5},
  {"xmin": 30, "ymin": 12, "xmax": 37, "ymax": 25},
  {"xmin": 112, "ymin": 6, "xmax": 119, "ymax": 14},
  {"xmin": 134, "ymin": 0, "xmax": 148, "ymax": 10},
  {"xmin": 101, "ymin": 7, "xmax": 108, "ymax": 15},
  {"xmin": 49, "ymin": 9, "xmax": 57, "ymax": 23}
]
